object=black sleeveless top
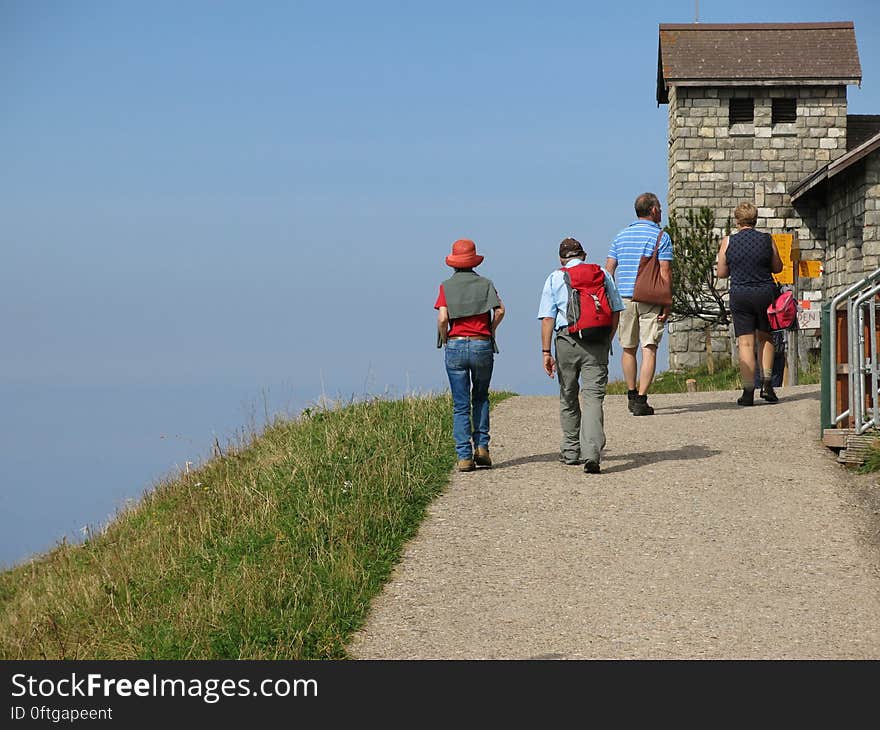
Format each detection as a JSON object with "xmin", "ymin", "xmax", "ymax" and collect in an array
[{"xmin": 726, "ymin": 228, "xmax": 776, "ymax": 292}]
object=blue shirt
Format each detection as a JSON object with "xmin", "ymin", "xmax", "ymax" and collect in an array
[
  {"xmin": 537, "ymin": 259, "xmax": 625, "ymax": 331},
  {"xmin": 606, "ymin": 220, "xmax": 673, "ymax": 299}
]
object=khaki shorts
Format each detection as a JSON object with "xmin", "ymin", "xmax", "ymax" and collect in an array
[{"xmin": 618, "ymin": 298, "xmax": 665, "ymax": 349}]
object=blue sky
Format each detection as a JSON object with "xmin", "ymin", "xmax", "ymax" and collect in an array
[
  {"xmin": 2, "ymin": 1, "xmax": 880, "ymax": 563},
  {"xmin": 4, "ymin": 1, "xmax": 880, "ymax": 398}
]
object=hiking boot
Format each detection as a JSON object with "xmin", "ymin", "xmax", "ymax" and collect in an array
[
  {"xmin": 631, "ymin": 394, "xmax": 654, "ymax": 416},
  {"xmin": 559, "ymin": 453, "xmax": 581, "ymax": 465},
  {"xmin": 737, "ymin": 388, "xmax": 755, "ymax": 406},
  {"xmin": 583, "ymin": 460, "xmax": 601, "ymax": 474},
  {"xmin": 627, "ymin": 388, "xmax": 638, "ymax": 413},
  {"xmin": 760, "ymin": 381, "xmax": 779, "ymax": 403},
  {"xmin": 474, "ymin": 447, "xmax": 492, "ymax": 468},
  {"xmin": 457, "ymin": 458, "xmax": 475, "ymax": 472}
]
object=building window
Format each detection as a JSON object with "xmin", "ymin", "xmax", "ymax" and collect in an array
[
  {"xmin": 772, "ymin": 98, "xmax": 797, "ymax": 124},
  {"xmin": 729, "ymin": 98, "xmax": 754, "ymax": 125}
]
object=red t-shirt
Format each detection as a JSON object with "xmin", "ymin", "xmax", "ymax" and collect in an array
[{"xmin": 434, "ymin": 285, "xmax": 495, "ymax": 337}]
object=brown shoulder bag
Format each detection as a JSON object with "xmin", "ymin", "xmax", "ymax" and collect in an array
[{"xmin": 631, "ymin": 229, "xmax": 672, "ymax": 307}]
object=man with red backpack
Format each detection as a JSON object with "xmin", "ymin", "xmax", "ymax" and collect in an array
[{"xmin": 538, "ymin": 238, "xmax": 624, "ymax": 474}]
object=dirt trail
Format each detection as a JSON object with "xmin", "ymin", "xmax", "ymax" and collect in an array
[{"xmin": 348, "ymin": 385, "xmax": 880, "ymax": 659}]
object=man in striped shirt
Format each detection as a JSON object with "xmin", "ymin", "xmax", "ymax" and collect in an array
[{"xmin": 605, "ymin": 192, "xmax": 673, "ymax": 416}]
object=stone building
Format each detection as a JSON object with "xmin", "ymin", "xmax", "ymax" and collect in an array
[{"xmin": 656, "ymin": 22, "xmax": 880, "ymax": 370}]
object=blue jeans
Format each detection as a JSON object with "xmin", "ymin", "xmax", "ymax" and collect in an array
[{"xmin": 445, "ymin": 339, "xmax": 494, "ymax": 460}]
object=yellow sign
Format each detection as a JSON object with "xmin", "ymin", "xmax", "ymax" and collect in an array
[
  {"xmin": 798, "ymin": 259, "xmax": 823, "ymax": 278},
  {"xmin": 772, "ymin": 233, "xmax": 796, "ymax": 285}
]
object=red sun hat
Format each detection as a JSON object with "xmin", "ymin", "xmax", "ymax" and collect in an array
[{"xmin": 445, "ymin": 239, "xmax": 484, "ymax": 268}]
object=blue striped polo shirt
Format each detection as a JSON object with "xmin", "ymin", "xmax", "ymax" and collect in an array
[{"xmin": 606, "ymin": 220, "xmax": 673, "ymax": 299}]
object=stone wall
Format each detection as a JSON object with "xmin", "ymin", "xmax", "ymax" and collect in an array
[
  {"xmin": 802, "ymin": 151, "xmax": 880, "ymax": 300},
  {"xmin": 666, "ymin": 84, "xmax": 849, "ymax": 370}
]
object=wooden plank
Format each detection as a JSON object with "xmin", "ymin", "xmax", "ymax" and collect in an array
[
  {"xmin": 836, "ymin": 432, "xmax": 880, "ymax": 465},
  {"xmin": 822, "ymin": 429, "xmax": 849, "ymax": 449}
]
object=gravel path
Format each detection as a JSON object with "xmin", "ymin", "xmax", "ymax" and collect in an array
[{"xmin": 348, "ymin": 385, "xmax": 880, "ymax": 659}]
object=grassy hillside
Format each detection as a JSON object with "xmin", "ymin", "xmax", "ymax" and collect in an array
[{"xmin": 0, "ymin": 391, "xmax": 514, "ymax": 659}]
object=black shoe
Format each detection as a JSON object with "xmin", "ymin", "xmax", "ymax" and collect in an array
[
  {"xmin": 627, "ymin": 389, "xmax": 638, "ymax": 414},
  {"xmin": 559, "ymin": 454, "xmax": 581, "ymax": 465},
  {"xmin": 583, "ymin": 460, "xmax": 601, "ymax": 474},
  {"xmin": 737, "ymin": 388, "xmax": 755, "ymax": 406},
  {"xmin": 631, "ymin": 394, "xmax": 654, "ymax": 416},
  {"xmin": 760, "ymin": 381, "xmax": 779, "ymax": 403}
]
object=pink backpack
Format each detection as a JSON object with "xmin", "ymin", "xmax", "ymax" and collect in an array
[{"xmin": 767, "ymin": 290, "xmax": 797, "ymax": 331}]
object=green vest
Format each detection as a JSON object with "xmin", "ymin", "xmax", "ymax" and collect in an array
[
  {"xmin": 442, "ymin": 270, "xmax": 500, "ymax": 318},
  {"xmin": 438, "ymin": 271, "xmax": 501, "ymax": 352}
]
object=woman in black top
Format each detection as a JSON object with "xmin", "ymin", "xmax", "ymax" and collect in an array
[{"xmin": 716, "ymin": 201, "xmax": 783, "ymax": 406}]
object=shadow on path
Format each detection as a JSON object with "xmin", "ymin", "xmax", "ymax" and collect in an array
[
  {"xmin": 494, "ymin": 452, "xmax": 560, "ymax": 469},
  {"xmin": 599, "ymin": 444, "xmax": 722, "ymax": 474},
  {"xmin": 495, "ymin": 445, "xmax": 722, "ymax": 473},
  {"xmin": 655, "ymin": 388, "xmax": 818, "ymax": 415}
]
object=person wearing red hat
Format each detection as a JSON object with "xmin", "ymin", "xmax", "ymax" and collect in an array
[{"xmin": 435, "ymin": 239, "xmax": 505, "ymax": 472}]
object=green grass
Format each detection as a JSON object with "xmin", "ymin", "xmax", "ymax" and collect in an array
[
  {"xmin": 607, "ymin": 356, "xmax": 821, "ymax": 395},
  {"xmin": 0, "ymin": 391, "xmax": 515, "ymax": 659},
  {"xmin": 857, "ymin": 436, "xmax": 880, "ymax": 474}
]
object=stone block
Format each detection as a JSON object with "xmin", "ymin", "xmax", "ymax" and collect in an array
[
  {"xmin": 820, "ymin": 138, "xmax": 838, "ymax": 149},
  {"xmin": 816, "ymin": 149, "xmax": 831, "ymax": 161},
  {"xmin": 760, "ymin": 149, "xmax": 777, "ymax": 161},
  {"xmin": 750, "ymin": 162, "xmax": 769, "ymax": 172},
  {"xmin": 698, "ymin": 127, "xmax": 716, "ymax": 138}
]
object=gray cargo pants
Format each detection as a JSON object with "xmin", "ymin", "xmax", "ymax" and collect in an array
[{"xmin": 554, "ymin": 330, "xmax": 610, "ymax": 464}]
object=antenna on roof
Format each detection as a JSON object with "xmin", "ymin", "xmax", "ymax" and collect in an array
[{"xmin": 695, "ymin": 0, "xmax": 699, "ymax": 22}]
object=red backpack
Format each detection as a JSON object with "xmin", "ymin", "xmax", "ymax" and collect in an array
[
  {"xmin": 561, "ymin": 263, "xmax": 613, "ymax": 339},
  {"xmin": 767, "ymin": 290, "xmax": 798, "ymax": 331}
]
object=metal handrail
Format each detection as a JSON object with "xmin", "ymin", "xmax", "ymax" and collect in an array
[{"xmin": 828, "ymin": 269, "xmax": 880, "ymax": 424}]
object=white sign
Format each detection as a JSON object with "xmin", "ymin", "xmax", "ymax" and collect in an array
[{"xmin": 797, "ymin": 307, "xmax": 821, "ymax": 330}]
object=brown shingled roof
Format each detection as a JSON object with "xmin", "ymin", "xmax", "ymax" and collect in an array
[
  {"xmin": 657, "ymin": 22, "xmax": 861, "ymax": 104},
  {"xmin": 848, "ymin": 115, "xmax": 880, "ymax": 151}
]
